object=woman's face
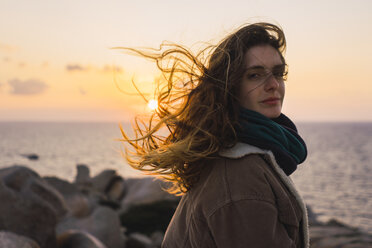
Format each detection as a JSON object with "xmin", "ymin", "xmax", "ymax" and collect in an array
[{"xmin": 238, "ymin": 45, "xmax": 286, "ymax": 119}]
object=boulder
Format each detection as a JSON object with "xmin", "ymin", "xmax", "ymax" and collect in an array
[
  {"xmin": 81, "ymin": 169, "xmax": 128, "ymax": 209},
  {"xmin": 342, "ymin": 244, "xmax": 372, "ymax": 248},
  {"xmin": 150, "ymin": 231, "xmax": 164, "ymax": 248},
  {"xmin": 310, "ymin": 225, "xmax": 358, "ymax": 240},
  {"xmin": 120, "ymin": 177, "xmax": 179, "ymax": 213},
  {"xmin": 57, "ymin": 230, "xmax": 108, "ymax": 248},
  {"xmin": 105, "ymin": 176, "xmax": 127, "ymax": 202},
  {"xmin": 312, "ymin": 236, "xmax": 366, "ymax": 248},
  {"xmin": 75, "ymin": 164, "xmax": 91, "ymax": 183},
  {"xmin": 1, "ymin": 166, "xmax": 67, "ymax": 219},
  {"xmin": 126, "ymin": 233, "xmax": 153, "ymax": 248},
  {"xmin": 0, "ymin": 231, "xmax": 40, "ymax": 248},
  {"xmin": 307, "ymin": 205, "xmax": 320, "ymax": 226},
  {"xmin": 26, "ymin": 177, "xmax": 68, "ymax": 219},
  {"xmin": 21, "ymin": 153, "xmax": 39, "ymax": 160},
  {"xmin": 44, "ymin": 176, "xmax": 92, "ymax": 217},
  {"xmin": 91, "ymin": 169, "xmax": 117, "ymax": 193},
  {"xmin": 309, "ymin": 221, "xmax": 372, "ymax": 248},
  {"xmin": 57, "ymin": 206, "xmax": 125, "ymax": 248},
  {"xmin": 0, "ymin": 166, "xmax": 67, "ymax": 248},
  {"xmin": 120, "ymin": 199, "xmax": 179, "ymax": 236},
  {"xmin": 75, "ymin": 164, "xmax": 92, "ymax": 191}
]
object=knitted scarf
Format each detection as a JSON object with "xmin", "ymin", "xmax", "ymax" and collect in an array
[{"xmin": 236, "ymin": 108, "xmax": 307, "ymax": 175}]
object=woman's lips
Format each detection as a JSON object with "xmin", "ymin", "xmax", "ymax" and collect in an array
[{"xmin": 261, "ymin": 98, "xmax": 280, "ymax": 105}]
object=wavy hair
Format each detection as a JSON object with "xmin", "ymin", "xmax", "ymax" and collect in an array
[{"xmin": 117, "ymin": 22, "xmax": 286, "ymax": 194}]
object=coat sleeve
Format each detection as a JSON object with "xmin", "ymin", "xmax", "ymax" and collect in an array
[{"xmin": 207, "ymin": 199, "xmax": 296, "ymax": 248}]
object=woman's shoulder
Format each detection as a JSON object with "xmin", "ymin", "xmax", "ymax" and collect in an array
[
  {"xmin": 190, "ymin": 154, "xmax": 276, "ymax": 217},
  {"xmin": 222, "ymin": 154, "xmax": 276, "ymax": 200}
]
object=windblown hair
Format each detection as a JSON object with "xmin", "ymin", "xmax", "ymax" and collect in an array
[{"xmin": 118, "ymin": 22, "xmax": 286, "ymax": 194}]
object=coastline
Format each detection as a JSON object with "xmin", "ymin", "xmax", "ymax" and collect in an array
[{"xmin": 0, "ymin": 164, "xmax": 371, "ymax": 248}]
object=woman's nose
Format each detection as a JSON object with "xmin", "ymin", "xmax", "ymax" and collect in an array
[{"xmin": 264, "ymin": 74, "xmax": 280, "ymax": 91}]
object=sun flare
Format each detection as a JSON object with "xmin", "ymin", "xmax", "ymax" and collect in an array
[{"xmin": 147, "ymin": 99, "xmax": 158, "ymax": 110}]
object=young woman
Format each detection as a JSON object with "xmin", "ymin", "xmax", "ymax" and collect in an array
[{"xmin": 120, "ymin": 22, "xmax": 309, "ymax": 248}]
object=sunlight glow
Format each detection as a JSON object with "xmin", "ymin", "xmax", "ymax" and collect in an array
[{"xmin": 147, "ymin": 99, "xmax": 158, "ymax": 110}]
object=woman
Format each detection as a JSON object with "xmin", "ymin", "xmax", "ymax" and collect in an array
[{"xmin": 120, "ymin": 22, "xmax": 308, "ymax": 248}]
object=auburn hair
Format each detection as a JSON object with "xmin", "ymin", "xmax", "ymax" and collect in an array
[{"xmin": 118, "ymin": 22, "xmax": 286, "ymax": 194}]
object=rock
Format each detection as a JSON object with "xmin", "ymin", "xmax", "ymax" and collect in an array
[
  {"xmin": 0, "ymin": 166, "xmax": 67, "ymax": 248},
  {"xmin": 0, "ymin": 231, "xmax": 40, "ymax": 248},
  {"xmin": 75, "ymin": 164, "xmax": 92, "ymax": 190},
  {"xmin": 57, "ymin": 230, "xmax": 108, "ymax": 248},
  {"xmin": 44, "ymin": 176, "xmax": 92, "ymax": 217},
  {"xmin": 310, "ymin": 225, "xmax": 358, "ymax": 240},
  {"xmin": 313, "ymin": 236, "xmax": 365, "ymax": 248},
  {"xmin": 126, "ymin": 233, "xmax": 153, "ymax": 248},
  {"xmin": 91, "ymin": 169, "xmax": 117, "ymax": 193},
  {"xmin": 307, "ymin": 205, "xmax": 320, "ymax": 226},
  {"xmin": 120, "ymin": 199, "xmax": 179, "ymax": 236},
  {"xmin": 150, "ymin": 231, "xmax": 164, "ymax": 248},
  {"xmin": 0, "ymin": 166, "xmax": 68, "ymax": 219},
  {"xmin": 75, "ymin": 164, "xmax": 91, "ymax": 183},
  {"xmin": 120, "ymin": 177, "xmax": 179, "ymax": 214},
  {"xmin": 309, "ymin": 223, "xmax": 372, "ymax": 248},
  {"xmin": 44, "ymin": 176, "xmax": 78, "ymax": 196},
  {"xmin": 21, "ymin": 153, "xmax": 39, "ymax": 160},
  {"xmin": 106, "ymin": 176, "xmax": 126, "ymax": 202},
  {"xmin": 0, "ymin": 180, "xmax": 57, "ymax": 247},
  {"xmin": 82, "ymin": 169, "xmax": 127, "ymax": 209},
  {"xmin": 27, "ymin": 177, "xmax": 68, "ymax": 219},
  {"xmin": 95, "ymin": 177, "xmax": 127, "ymax": 210},
  {"xmin": 326, "ymin": 218, "xmax": 355, "ymax": 228},
  {"xmin": 342, "ymin": 242, "xmax": 372, "ymax": 248},
  {"xmin": 1, "ymin": 165, "xmax": 39, "ymax": 190},
  {"xmin": 57, "ymin": 206, "xmax": 125, "ymax": 248}
]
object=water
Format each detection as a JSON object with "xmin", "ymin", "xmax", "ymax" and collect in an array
[
  {"xmin": 292, "ymin": 122, "xmax": 372, "ymax": 233},
  {"xmin": 0, "ymin": 121, "xmax": 371, "ymax": 233},
  {"xmin": 0, "ymin": 122, "xmax": 142, "ymax": 180}
]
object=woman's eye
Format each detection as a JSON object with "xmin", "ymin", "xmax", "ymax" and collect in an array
[{"xmin": 247, "ymin": 73, "xmax": 263, "ymax": 80}]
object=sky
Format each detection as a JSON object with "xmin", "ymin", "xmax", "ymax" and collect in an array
[{"xmin": 1, "ymin": 0, "xmax": 371, "ymax": 122}]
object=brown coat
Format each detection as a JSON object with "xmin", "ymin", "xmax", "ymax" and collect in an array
[{"xmin": 162, "ymin": 143, "xmax": 309, "ymax": 248}]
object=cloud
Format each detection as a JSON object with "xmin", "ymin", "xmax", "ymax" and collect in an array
[
  {"xmin": 65, "ymin": 63, "xmax": 123, "ymax": 74},
  {"xmin": 102, "ymin": 65, "xmax": 123, "ymax": 74},
  {"xmin": 66, "ymin": 64, "xmax": 89, "ymax": 72},
  {"xmin": 8, "ymin": 78, "xmax": 48, "ymax": 95},
  {"xmin": 79, "ymin": 87, "xmax": 87, "ymax": 95},
  {"xmin": 18, "ymin": 62, "xmax": 26, "ymax": 68},
  {"xmin": 0, "ymin": 42, "xmax": 18, "ymax": 52}
]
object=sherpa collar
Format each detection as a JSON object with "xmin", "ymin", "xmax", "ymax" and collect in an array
[{"xmin": 219, "ymin": 142, "xmax": 270, "ymax": 158}]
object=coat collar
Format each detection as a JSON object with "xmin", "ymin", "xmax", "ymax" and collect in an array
[{"xmin": 219, "ymin": 142, "xmax": 271, "ymax": 158}]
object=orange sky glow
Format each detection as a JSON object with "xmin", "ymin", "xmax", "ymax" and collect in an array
[{"xmin": 1, "ymin": 0, "xmax": 371, "ymax": 122}]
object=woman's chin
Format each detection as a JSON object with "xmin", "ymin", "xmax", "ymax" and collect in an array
[{"xmin": 260, "ymin": 108, "xmax": 282, "ymax": 119}]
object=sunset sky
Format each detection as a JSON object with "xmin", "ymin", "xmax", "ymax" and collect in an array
[{"xmin": 1, "ymin": 0, "xmax": 371, "ymax": 122}]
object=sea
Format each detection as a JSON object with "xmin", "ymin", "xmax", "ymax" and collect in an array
[{"xmin": 0, "ymin": 121, "xmax": 371, "ymax": 233}]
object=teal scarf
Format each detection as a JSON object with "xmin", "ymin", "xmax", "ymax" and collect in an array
[{"xmin": 236, "ymin": 108, "xmax": 307, "ymax": 175}]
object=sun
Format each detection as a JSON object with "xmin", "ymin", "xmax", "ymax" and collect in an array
[{"xmin": 147, "ymin": 99, "xmax": 158, "ymax": 110}]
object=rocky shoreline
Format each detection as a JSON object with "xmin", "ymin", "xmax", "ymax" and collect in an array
[{"xmin": 0, "ymin": 165, "xmax": 370, "ymax": 248}]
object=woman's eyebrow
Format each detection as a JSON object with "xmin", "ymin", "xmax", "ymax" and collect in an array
[{"xmin": 244, "ymin": 63, "xmax": 285, "ymax": 71}]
